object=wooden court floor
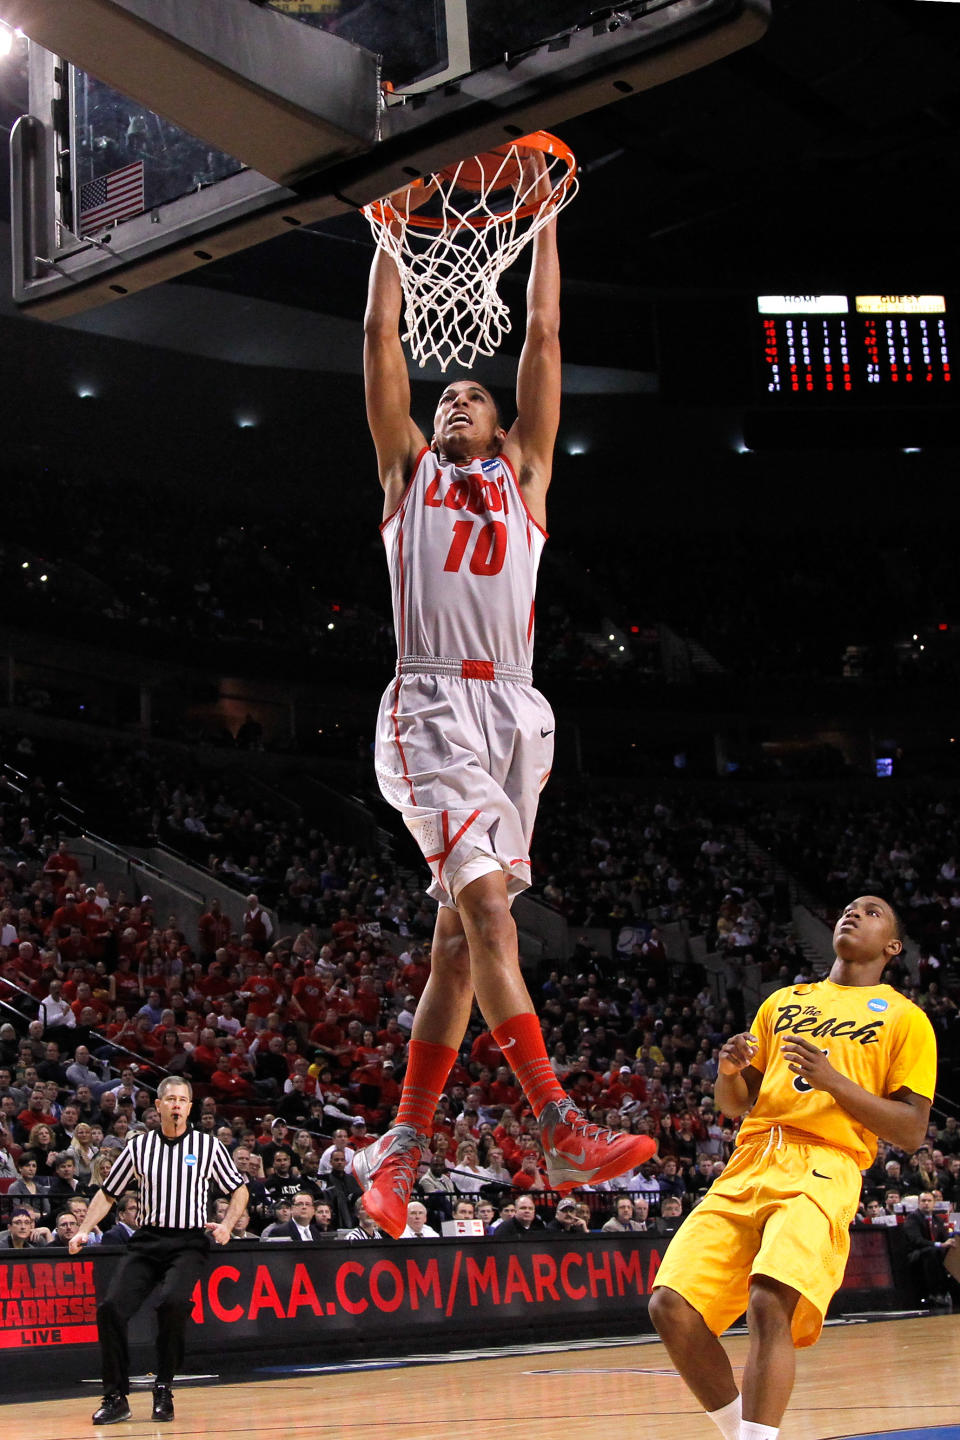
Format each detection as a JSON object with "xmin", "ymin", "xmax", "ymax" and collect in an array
[{"xmin": 3, "ymin": 1314, "xmax": 957, "ymax": 1440}]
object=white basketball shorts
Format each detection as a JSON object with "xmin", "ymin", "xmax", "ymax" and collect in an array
[{"xmin": 375, "ymin": 672, "xmax": 554, "ymax": 909}]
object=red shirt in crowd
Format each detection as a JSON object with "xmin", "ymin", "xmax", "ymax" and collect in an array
[
  {"xmin": 399, "ymin": 958, "xmax": 430, "ymax": 999},
  {"xmin": 488, "ymin": 1077, "xmax": 521, "ymax": 1109},
  {"xmin": 196, "ymin": 968, "xmax": 234, "ymax": 1002},
  {"xmin": 310, "ymin": 1018, "xmax": 346, "ymax": 1051},
  {"xmin": 50, "ymin": 901, "xmax": 83, "ymax": 935},
  {"xmin": 469, "ymin": 1031, "xmax": 503, "ymax": 1070},
  {"xmin": 198, "ymin": 909, "xmax": 232, "ymax": 955},
  {"xmin": 291, "ymin": 973, "xmax": 326, "ymax": 1021},
  {"xmin": 44, "ymin": 848, "xmax": 82, "ymax": 881},
  {"xmin": 210, "ymin": 1065, "xmax": 255, "ymax": 1100}
]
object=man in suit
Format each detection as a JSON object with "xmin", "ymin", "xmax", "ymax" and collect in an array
[
  {"xmin": 99, "ymin": 1192, "xmax": 140, "ymax": 1246},
  {"xmin": 602, "ymin": 1195, "xmax": 649, "ymax": 1233},
  {"xmin": 269, "ymin": 1191, "xmax": 330, "ymax": 1242},
  {"xmin": 319, "ymin": 1149, "xmax": 362, "ymax": 1229},
  {"xmin": 401, "ymin": 1200, "xmax": 439, "ymax": 1238},
  {"xmin": 903, "ymin": 1191, "xmax": 956, "ymax": 1309}
]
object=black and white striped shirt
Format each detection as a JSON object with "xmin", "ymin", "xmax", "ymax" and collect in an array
[{"xmin": 104, "ymin": 1129, "xmax": 245, "ymax": 1231}]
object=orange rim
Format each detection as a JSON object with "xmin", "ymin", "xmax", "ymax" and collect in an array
[{"xmin": 367, "ymin": 130, "xmax": 577, "ymax": 232}]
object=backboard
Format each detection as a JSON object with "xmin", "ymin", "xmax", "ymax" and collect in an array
[{"xmin": 6, "ymin": 0, "xmax": 770, "ymax": 319}]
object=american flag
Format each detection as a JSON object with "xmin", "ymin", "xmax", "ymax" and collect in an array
[{"xmin": 78, "ymin": 160, "xmax": 145, "ymax": 232}]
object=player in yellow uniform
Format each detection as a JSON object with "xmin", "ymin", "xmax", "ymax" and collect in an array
[{"xmin": 649, "ymin": 896, "xmax": 937, "ymax": 1440}]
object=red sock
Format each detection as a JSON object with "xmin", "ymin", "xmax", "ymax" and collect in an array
[
  {"xmin": 492, "ymin": 1012, "xmax": 566, "ymax": 1118},
  {"xmin": 395, "ymin": 1040, "xmax": 457, "ymax": 1136}
]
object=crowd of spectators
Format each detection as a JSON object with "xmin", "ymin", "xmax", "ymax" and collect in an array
[
  {"xmin": 749, "ymin": 792, "xmax": 960, "ymax": 1019},
  {"xmin": 1, "ymin": 723, "xmax": 958, "ymax": 1310},
  {"xmin": 0, "ymin": 776, "xmax": 759, "ymax": 1249},
  {"xmin": 2, "ymin": 813, "xmax": 957, "ymax": 1259}
]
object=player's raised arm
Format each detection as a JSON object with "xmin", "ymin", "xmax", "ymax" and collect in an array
[
  {"xmin": 504, "ymin": 202, "xmax": 561, "ymax": 529},
  {"xmin": 363, "ymin": 233, "xmax": 428, "ymax": 517}
]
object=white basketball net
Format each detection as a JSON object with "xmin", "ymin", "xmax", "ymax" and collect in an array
[{"xmin": 363, "ymin": 137, "xmax": 578, "ymax": 372}]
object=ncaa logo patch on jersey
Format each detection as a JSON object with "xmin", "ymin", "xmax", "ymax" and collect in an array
[
  {"xmin": 867, "ymin": 998, "xmax": 889, "ymax": 1012},
  {"xmin": 480, "ymin": 457, "xmax": 500, "ymax": 472},
  {"xmin": 184, "ymin": 1154, "xmax": 198, "ymax": 1166}
]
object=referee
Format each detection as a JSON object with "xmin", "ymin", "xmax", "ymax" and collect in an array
[{"xmin": 69, "ymin": 1076, "xmax": 247, "ymax": 1424}]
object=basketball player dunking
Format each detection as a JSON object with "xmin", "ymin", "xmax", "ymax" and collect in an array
[{"xmin": 355, "ymin": 171, "xmax": 655, "ymax": 1238}]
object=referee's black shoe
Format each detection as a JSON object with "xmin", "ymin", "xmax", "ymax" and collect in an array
[
  {"xmin": 152, "ymin": 1386, "xmax": 175, "ymax": 1421},
  {"xmin": 92, "ymin": 1393, "xmax": 131, "ymax": 1424}
]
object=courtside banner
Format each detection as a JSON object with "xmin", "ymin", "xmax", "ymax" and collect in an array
[
  {"xmin": 0, "ymin": 1229, "xmax": 908, "ymax": 1388},
  {"xmin": 185, "ymin": 1234, "xmax": 663, "ymax": 1349},
  {"xmin": 0, "ymin": 1256, "xmax": 98, "ymax": 1350}
]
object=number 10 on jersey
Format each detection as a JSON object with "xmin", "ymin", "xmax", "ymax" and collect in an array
[{"xmin": 443, "ymin": 519, "xmax": 507, "ymax": 575}]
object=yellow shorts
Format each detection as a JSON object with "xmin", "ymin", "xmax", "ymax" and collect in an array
[{"xmin": 652, "ymin": 1133, "xmax": 862, "ymax": 1348}]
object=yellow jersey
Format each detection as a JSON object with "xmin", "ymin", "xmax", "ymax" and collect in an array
[{"xmin": 735, "ymin": 979, "xmax": 937, "ymax": 1169}]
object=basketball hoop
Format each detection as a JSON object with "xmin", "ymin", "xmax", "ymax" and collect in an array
[{"xmin": 363, "ymin": 131, "xmax": 578, "ymax": 372}]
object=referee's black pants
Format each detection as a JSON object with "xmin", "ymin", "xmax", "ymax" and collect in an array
[{"xmin": 97, "ymin": 1228, "xmax": 210, "ymax": 1394}]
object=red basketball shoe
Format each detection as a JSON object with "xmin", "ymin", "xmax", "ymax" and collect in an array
[
  {"xmin": 540, "ymin": 1098, "xmax": 657, "ymax": 1191},
  {"xmin": 352, "ymin": 1123, "xmax": 428, "ymax": 1238}
]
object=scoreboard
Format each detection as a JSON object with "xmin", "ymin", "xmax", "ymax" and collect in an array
[{"xmin": 757, "ymin": 295, "xmax": 952, "ymax": 402}]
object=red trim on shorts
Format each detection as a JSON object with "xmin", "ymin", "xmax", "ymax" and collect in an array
[
  {"xmin": 461, "ymin": 659, "xmax": 496, "ymax": 681},
  {"xmin": 509, "ymin": 858, "xmax": 531, "ymax": 868},
  {"xmin": 395, "ymin": 507, "xmax": 407, "ymax": 660},
  {"xmin": 390, "ymin": 677, "xmax": 417, "ymax": 807},
  {"xmin": 425, "ymin": 808, "xmax": 482, "ymax": 892},
  {"xmin": 379, "ymin": 446, "xmax": 430, "ymax": 533},
  {"xmin": 424, "ymin": 811, "xmax": 448, "ymax": 868},
  {"xmin": 500, "ymin": 452, "xmax": 548, "ymax": 540}
]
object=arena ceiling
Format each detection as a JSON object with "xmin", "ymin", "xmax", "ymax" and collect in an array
[
  {"xmin": 1, "ymin": 0, "xmax": 958, "ymax": 381},
  {"xmin": 164, "ymin": 0, "xmax": 960, "ymax": 372}
]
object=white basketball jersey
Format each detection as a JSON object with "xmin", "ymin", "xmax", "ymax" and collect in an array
[{"xmin": 380, "ymin": 448, "xmax": 546, "ymax": 672}]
